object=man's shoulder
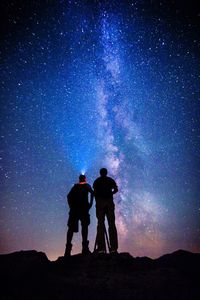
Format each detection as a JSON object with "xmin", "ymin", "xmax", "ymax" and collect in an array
[
  {"xmin": 86, "ymin": 183, "xmax": 92, "ymax": 189},
  {"xmin": 107, "ymin": 176, "xmax": 116, "ymax": 182},
  {"xmin": 93, "ymin": 177, "xmax": 101, "ymax": 184}
]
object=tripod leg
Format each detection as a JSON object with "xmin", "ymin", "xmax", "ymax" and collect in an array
[
  {"xmin": 104, "ymin": 226, "xmax": 111, "ymax": 253},
  {"xmin": 93, "ymin": 230, "xmax": 98, "ymax": 252}
]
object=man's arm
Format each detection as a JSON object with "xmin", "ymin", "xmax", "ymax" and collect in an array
[
  {"xmin": 88, "ymin": 185, "xmax": 94, "ymax": 208},
  {"xmin": 93, "ymin": 180, "xmax": 97, "ymax": 198},
  {"xmin": 112, "ymin": 180, "xmax": 118, "ymax": 195}
]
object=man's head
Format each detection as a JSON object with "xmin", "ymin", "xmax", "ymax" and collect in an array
[
  {"xmin": 100, "ymin": 168, "xmax": 108, "ymax": 177},
  {"xmin": 79, "ymin": 174, "xmax": 86, "ymax": 183}
]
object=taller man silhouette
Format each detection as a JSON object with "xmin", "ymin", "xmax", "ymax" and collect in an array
[{"xmin": 93, "ymin": 168, "xmax": 118, "ymax": 253}]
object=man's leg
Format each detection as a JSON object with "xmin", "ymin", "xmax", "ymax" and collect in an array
[
  {"xmin": 81, "ymin": 213, "xmax": 91, "ymax": 254},
  {"xmin": 67, "ymin": 228, "xmax": 73, "ymax": 245},
  {"xmin": 64, "ymin": 228, "xmax": 73, "ymax": 256},
  {"xmin": 65, "ymin": 212, "xmax": 78, "ymax": 256},
  {"xmin": 81, "ymin": 224, "xmax": 88, "ymax": 244},
  {"xmin": 81, "ymin": 225, "xmax": 91, "ymax": 254},
  {"xmin": 106, "ymin": 201, "xmax": 118, "ymax": 252},
  {"xmin": 96, "ymin": 202, "xmax": 106, "ymax": 252}
]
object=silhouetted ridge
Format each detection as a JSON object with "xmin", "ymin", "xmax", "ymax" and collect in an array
[
  {"xmin": 155, "ymin": 249, "xmax": 200, "ymax": 272},
  {"xmin": 1, "ymin": 250, "xmax": 200, "ymax": 300},
  {"xmin": 0, "ymin": 250, "xmax": 49, "ymax": 275}
]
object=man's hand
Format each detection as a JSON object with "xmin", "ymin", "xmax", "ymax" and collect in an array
[{"xmin": 112, "ymin": 185, "xmax": 118, "ymax": 195}]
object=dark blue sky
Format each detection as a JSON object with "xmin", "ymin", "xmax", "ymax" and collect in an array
[{"xmin": 0, "ymin": 0, "xmax": 200, "ymax": 259}]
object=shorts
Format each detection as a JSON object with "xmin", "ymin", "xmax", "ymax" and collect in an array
[{"xmin": 67, "ymin": 211, "xmax": 90, "ymax": 233}]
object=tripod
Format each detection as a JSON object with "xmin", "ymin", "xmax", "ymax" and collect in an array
[{"xmin": 93, "ymin": 225, "xmax": 111, "ymax": 253}]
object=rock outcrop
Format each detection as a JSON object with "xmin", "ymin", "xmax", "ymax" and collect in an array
[{"xmin": 1, "ymin": 250, "xmax": 200, "ymax": 299}]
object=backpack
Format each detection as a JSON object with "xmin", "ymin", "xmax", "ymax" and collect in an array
[{"xmin": 67, "ymin": 184, "xmax": 79, "ymax": 209}]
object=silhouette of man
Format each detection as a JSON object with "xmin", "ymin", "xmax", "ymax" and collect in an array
[
  {"xmin": 65, "ymin": 174, "xmax": 93, "ymax": 256},
  {"xmin": 93, "ymin": 168, "xmax": 118, "ymax": 253}
]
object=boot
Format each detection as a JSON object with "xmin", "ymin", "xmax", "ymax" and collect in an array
[
  {"xmin": 64, "ymin": 243, "xmax": 72, "ymax": 257},
  {"xmin": 82, "ymin": 240, "xmax": 91, "ymax": 255}
]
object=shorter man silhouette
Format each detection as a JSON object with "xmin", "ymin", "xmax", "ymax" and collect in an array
[
  {"xmin": 64, "ymin": 174, "xmax": 93, "ymax": 256},
  {"xmin": 93, "ymin": 168, "xmax": 118, "ymax": 253}
]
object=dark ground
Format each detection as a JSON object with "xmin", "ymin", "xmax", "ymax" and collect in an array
[{"xmin": 0, "ymin": 249, "xmax": 200, "ymax": 300}]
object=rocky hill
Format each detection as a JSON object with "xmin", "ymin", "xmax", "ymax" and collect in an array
[{"xmin": 1, "ymin": 250, "xmax": 200, "ymax": 300}]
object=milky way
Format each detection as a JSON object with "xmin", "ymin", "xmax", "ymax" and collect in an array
[{"xmin": 0, "ymin": 1, "xmax": 200, "ymax": 260}]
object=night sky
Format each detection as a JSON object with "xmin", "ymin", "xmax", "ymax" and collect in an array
[{"xmin": 0, "ymin": 0, "xmax": 200, "ymax": 260}]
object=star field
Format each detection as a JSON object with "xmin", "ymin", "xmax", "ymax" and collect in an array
[{"xmin": 0, "ymin": 0, "xmax": 200, "ymax": 260}]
